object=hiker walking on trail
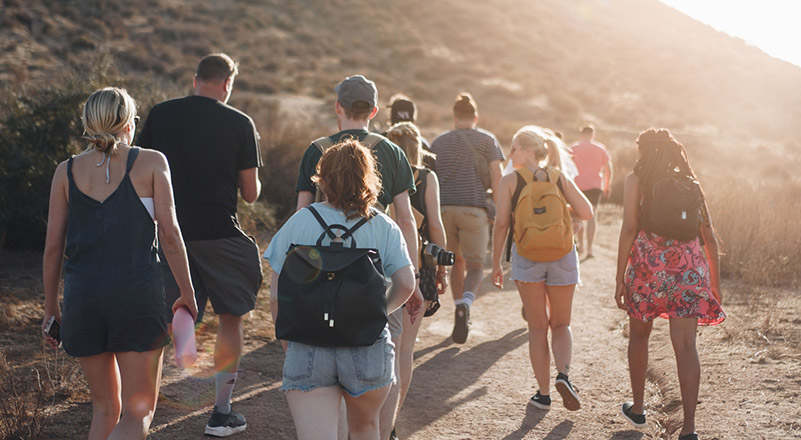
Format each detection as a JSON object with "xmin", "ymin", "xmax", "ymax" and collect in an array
[
  {"xmin": 42, "ymin": 87, "xmax": 198, "ymax": 440},
  {"xmin": 266, "ymin": 139, "xmax": 416, "ymax": 440},
  {"xmin": 386, "ymin": 122, "xmax": 450, "ymax": 434},
  {"xmin": 384, "ymin": 94, "xmax": 436, "ymax": 170},
  {"xmin": 138, "ymin": 53, "xmax": 263, "ymax": 437},
  {"xmin": 431, "ymin": 92, "xmax": 504, "ymax": 344},
  {"xmin": 491, "ymin": 125, "xmax": 593, "ymax": 412},
  {"xmin": 569, "ymin": 125, "xmax": 613, "ymax": 259},
  {"xmin": 294, "ymin": 75, "xmax": 422, "ymax": 439},
  {"xmin": 615, "ymin": 128, "xmax": 725, "ymax": 440}
]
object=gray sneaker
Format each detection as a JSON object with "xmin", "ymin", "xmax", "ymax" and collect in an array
[
  {"xmin": 205, "ymin": 406, "xmax": 247, "ymax": 437},
  {"xmin": 621, "ymin": 401, "xmax": 646, "ymax": 428}
]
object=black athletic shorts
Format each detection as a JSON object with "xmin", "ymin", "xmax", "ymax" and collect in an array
[
  {"xmin": 161, "ymin": 233, "xmax": 263, "ymax": 322},
  {"xmin": 582, "ymin": 188, "xmax": 603, "ymax": 207}
]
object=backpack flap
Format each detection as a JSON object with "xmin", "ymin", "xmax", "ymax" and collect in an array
[{"xmin": 512, "ymin": 167, "xmax": 574, "ymax": 262}]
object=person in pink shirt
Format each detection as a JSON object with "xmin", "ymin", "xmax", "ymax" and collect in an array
[{"xmin": 570, "ymin": 125, "xmax": 613, "ymax": 258}]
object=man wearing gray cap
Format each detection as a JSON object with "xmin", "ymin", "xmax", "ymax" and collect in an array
[{"xmin": 294, "ymin": 74, "xmax": 422, "ymax": 439}]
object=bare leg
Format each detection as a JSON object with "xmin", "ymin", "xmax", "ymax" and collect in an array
[
  {"xmin": 450, "ymin": 256, "xmax": 466, "ymax": 301},
  {"xmin": 286, "ymin": 386, "xmax": 342, "ymax": 440},
  {"xmin": 398, "ymin": 304, "xmax": 423, "ymax": 410},
  {"xmin": 378, "ymin": 337, "xmax": 401, "ymax": 440},
  {"xmin": 544, "ymin": 284, "xmax": 575, "ymax": 375},
  {"xmin": 79, "ymin": 353, "xmax": 122, "ymax": 440},
  {"xmin": 345, "ymin": 384, "xmax": 391, "ymax": 440},
  {"xmin": 517, "ymin": 281, "xmax": 550, "ymax": 394},
  {"xmin": 463, "ymin": 260, "xmax": 484, "ymax": 295},
  {"xmin": 670, "ymin": 318, "xmax": 700, "ymax": 437},
  {"xmin": 628, "ymin": 317, "xmax": 653, "ymax": 414},
  {"xmin": 585, "ymin": 216, "xmax": 597, "ymax": 257},
  {"xmin": 216, "ymin": 313, "xmax": 244, "ymax": 373},
  {"xmin": 110, "ymin": 348, "xmax": 165, "ymax": 439}
]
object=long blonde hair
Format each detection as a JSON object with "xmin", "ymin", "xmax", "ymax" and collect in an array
[
  {"xmin": 386, "ymin": 122, "xmax": 435, "ymax": 168},
  {"xmin": 82, "ymin": 87, "xmax": 136, "ymax": 155}
]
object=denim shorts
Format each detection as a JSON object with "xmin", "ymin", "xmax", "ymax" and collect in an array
[
  {"xmin": 510, "ymin": 245, "xmax": 580, "ymax": 286},
  {"xmin": 280, "ymin": 327, "xmax": 395, "ymax": 397}
]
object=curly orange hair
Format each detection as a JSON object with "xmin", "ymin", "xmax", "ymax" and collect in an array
[{"xmin": 312, "ymin": 138, "xmax": 382, "ymax": 220}]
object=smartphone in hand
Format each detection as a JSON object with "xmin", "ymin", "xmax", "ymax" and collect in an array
[{"xmin": 44, "ymin": 316, "xmax": 62, "ymax": 347}]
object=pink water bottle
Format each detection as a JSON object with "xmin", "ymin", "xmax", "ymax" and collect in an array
[{"xmin": 172, "ymin": 306, "xmax": 198, "ymax": 368}]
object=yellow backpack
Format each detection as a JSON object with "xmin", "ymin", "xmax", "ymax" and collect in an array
[{"xmin": 512, "ymin": 167, "xmax": 573, "ymax": 262}]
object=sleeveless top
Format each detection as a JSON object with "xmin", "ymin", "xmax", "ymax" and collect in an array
[{"xmin": 64, "ymin": 147, "xmax": 160, "ymax": 278}]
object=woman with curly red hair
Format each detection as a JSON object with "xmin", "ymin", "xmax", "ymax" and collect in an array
[{"xmin": 264, "ymin": 138, "xmax": 416, "ymax": 440}]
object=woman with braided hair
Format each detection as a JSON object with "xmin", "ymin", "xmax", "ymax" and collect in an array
[{"xmin": 615, "ymin": 128, "xmax": 725, "ymax": 440}]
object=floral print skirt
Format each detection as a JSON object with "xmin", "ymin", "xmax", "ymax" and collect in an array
[{"xmin": 624, "ymin": 230, "xmax": 725, "ymax": 325}]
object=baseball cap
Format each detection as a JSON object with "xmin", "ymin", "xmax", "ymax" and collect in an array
[
  {"xmin": 390, "ymin": 98, "xmax": 416, "ymax": 124},
  {"xmin": 335, "ymin": 75, "xmax": 378, "ymax": 111}
]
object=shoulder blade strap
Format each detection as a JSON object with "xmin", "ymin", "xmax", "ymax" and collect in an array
[
  {"xmin": 306, "ymin": 206, "xmax": 336, "ymax": 241},
  {"xmin": 547, "ymin": 168, "xmax": 565, "ymax": 194},
  {"xmin": 511, "ymin": 170, "xmax": 530, "ymax": 208},
  {"xmin": 361, "ymin": 132, "xmax": 384, "ymax": 149},
  {"xmin": 67, "ymin": 156, "xmax": 76, "ymax": 181},
  {"xmin": 126, "ymin": 147, "xmax": 141, "ymax": 173},
  {"xmin": 312, "ymin": 137, "xmax": 334, "ymax": 154}
]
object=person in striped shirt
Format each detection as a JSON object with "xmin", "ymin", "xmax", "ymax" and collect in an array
[{"xmin": 430, "ymin": 92, "xmax": 504, "ymax": 344}]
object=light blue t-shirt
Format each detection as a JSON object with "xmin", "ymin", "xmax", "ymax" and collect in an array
[{"xmin": 264, "ymin": 203, "xmax": 412, "ymax": 278}]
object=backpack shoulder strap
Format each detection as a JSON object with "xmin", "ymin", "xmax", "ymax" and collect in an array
[
  {"xmin": 312, "ymin": 136, "xmax": 335, "ymax": 155},
  {"xmin": 546, "ymin": 167, "xmax": 565, "ymax": 195},
  {"xmin": 361, "ymin": 132, "xmax": 384, "ymax": 150},
  {"xmin": 506, "ymin": 169, "xmax": 530, "ymax": 262}
]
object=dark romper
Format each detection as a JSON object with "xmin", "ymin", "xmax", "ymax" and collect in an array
[{"xmin": 61, "ymin": 147, "xmax": 169, "ymax": 357}]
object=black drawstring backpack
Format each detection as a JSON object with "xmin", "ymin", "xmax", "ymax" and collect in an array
[{"xmin": 275, "ymin": 206, "xmax": 388, "ymax": 347}]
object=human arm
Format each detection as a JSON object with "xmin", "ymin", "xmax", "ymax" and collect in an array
[
  {"xmin": 269, "ymin": 270, "xmax": 288, "ymax": 351},
  {"xmin": 489, "ymin": 159, "xmax": 503, "ymax": 202},
  {"xmin": 562, "ymin": 174, "xmax": 594, "ymax": 221},
  {"xmin": 392, "ymin": 190, "xmax": 423, "ymax": 323},
  {"xmin": 387, "ymin": 265, "xmax": 416, "ymax": 314},
  {"xmin": 614, "ymin": 173, "xmax": 641, "ymax": 310},
  {"xmin": 699, "ymin": 201, "xmax": 722, "ymax": 303},
  {"xmin": 152, "ymin": 152, "xmax": 198, "ymax": 319},
  {"xmin": 42, "ymin": 162, "xmax": 68, "ymax": 348},
  {"xmin": 424, "ymin": 172, "xmax": 449, "ymax": 294},
  {"xmin": 602, "ymin": 157, "xmax": 613, "ymax": 199},
  {"xmin": 238, "ymin": 167, "xmax": 261, "ymax": 203},
  {"xmin": 296, "ymin": 191, "xmax": 314, "ymax": 211},
  {"xmin": 295, "ymin": 145, "xmax": 321, "ymax": 211},
  {"xmin": 491, "ymin": 173, "xmax": 516, "ymax": 290}
]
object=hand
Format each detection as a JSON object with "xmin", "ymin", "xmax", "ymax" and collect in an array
[
  {"xmin": 614, "ymin": 282, "xmax": 629, "ymax": 310},
  {"xmin": 436, "ymin": 270, "xmax": 449, "ymax": 295},
  {"xmin": 405, "ymin": 287, "xmax": 424, "ymax": 325},
  {"xmin": 492, "ymin": 264, "xmax": 504, "ymax": 289},
  {"xmin": 172, "ymin": 290, "xmax": 198, "ymax": 320},
  {"xmin": 41, "ymin": 314, "xmax": 61, "ymax": 349}
]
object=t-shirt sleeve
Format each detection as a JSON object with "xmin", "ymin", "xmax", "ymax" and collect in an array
[
  {"xmin": 236, "ymin": 117, "xmax": 262, "ymax": 170},
  {"xmin": 137, "ymin": 108, "xmax": 156, "ymax": 149},
  {"xmin": 379, "ymin": 215, "xmax": 412, "ymax": 277},
  {"xmin": 263, "ymin": 209, "xmax": 308, "ymax": 273},
  {"xmin": 389, "ymin": 141, "xmax": 416, "ymax": 198},
  {"xmin": 295, "ymin": 144, "xmax": 323, "ymax": 194},
  {"xmin": 487, "ymin": 133, "xmax": 505, "ymax": 162}
]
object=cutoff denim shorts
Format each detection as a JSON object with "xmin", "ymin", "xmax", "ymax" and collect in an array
[
  {"xmin": 510, "ymin": 245, "xmax": 580, "ymax": 286},
  {"xmin": 280, "ymin": 327, "xmax": 395, "ymax": 397}
]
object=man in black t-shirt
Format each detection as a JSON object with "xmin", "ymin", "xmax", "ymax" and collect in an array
[{"xmin": 139, "ymin": 53, "xmax": 262, "ymax": 438}]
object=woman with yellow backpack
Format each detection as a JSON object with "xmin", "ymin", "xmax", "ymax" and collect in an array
[{"xmin": 491, "ymin": 125, "xmax": 593, "ymax": 411}]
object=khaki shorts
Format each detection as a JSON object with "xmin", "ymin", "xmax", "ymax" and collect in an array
[{"xmin": 441, "ymin": 205, "xmax": 489, "ymax": 264}]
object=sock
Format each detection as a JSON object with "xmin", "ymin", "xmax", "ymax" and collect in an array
[
  {"xmin": 462, "ymin": 291, "xmax": 475, "ymax": 308},
  {"xmin": 214, "ymin": 371, "xmax": 238, "ymax": 414}
]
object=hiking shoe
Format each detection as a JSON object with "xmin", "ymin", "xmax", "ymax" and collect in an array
[
  {"xmin": 205, "ymin": 406, "xmax": 247, "ymax": 437},
  {"xmin": 555, "ymin": 373, "xmax": 580, "ymax": 411},
  {"xmin": 452, "ymin": 303, "xmax": 470, "ymax": 344},
  {"xmin": 528, "ymin": 391, "xmax": 551, "ymax": 410},
  {"xmin": 678, "ymin": 433, "xmax": 698, "ymax": 440},
  {"xmin": 389, "ymin": 427, "xmax": 398, "ymax": 439},
  {"xmin": 621, "ymin": 402, "xmax": 646, "ymax": 428}
]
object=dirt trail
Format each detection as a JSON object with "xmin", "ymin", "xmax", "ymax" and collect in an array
[{"xmin": 41, "ymin": 205, "xmax": 797, "ymax": 439}]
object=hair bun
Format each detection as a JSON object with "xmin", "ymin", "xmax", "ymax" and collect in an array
[{"xmin": 85, "ymin": 133, "xmax": 118, "ymax": 153}]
